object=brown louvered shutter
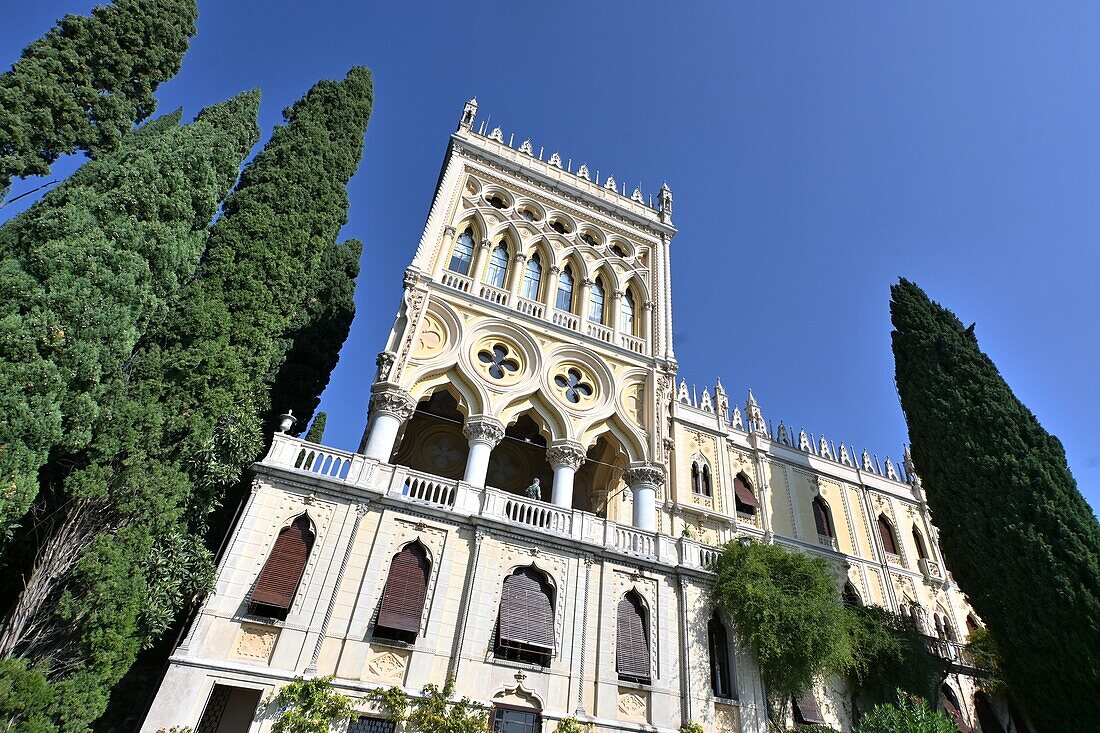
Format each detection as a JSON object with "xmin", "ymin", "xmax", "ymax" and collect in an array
[
  {"xmin": 813, "ymin": 499, "xmax": 833, "ymax": 537},
  {"xmin": 251, "ymin": 516, "xmax": 314, "ymax": 613},
  {"xmin": 734, "ymin": 476, "xmax": 760, "ymax": 508},
  {"xmin": 878, "ymin": 517, "xmax": 898, "ymax": 554},
  {"xmin": 497, "ymin": 567, "xmax": 555, "ymax": 651},
  {"xmin": 377, "ymin": 543, "xmax": 430, "ymax": 634},
  {"xmin": 793, "ymin": 692, "xmax": 826, "ymax": 725},
  {"xmin": 616, "ymin": 592, "xmax": 650, "ymax": 682}
]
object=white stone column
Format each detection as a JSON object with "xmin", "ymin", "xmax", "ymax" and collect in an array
[
  {"xmin": 462, "ymin": 416, "xmax": 504, "ymax": 487},
  {"xmin": 547, "ymin": 442, "xmax": 586, "ymax": 508},
  {"xmin": 507, "ymin": 252, "xmax": 527, "ymax": 304},
  {"xmin": 545, "ymin": 265, "xmax": 561, "ymax": 311},
  {"xmin": 362, "ymin": 385, "xmax": 415, "ymax": 462},
  {"xmin": 578, "ymin": 278, "xmax": 593, "ymax": 324},
  {"xmin": 625, "ymin": 464, "xmax": 665, "ymax": 532}
]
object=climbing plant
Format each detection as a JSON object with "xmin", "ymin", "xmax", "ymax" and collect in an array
[
  {"xmin": 852, "ymin": 692, "xmax": 957, "ymax": 733},
  {"xmin": 366, "ymin": 678, "xmax": 488, "ymax": 733},
  {"xmin": 711, "ymin": 540, "xmax": 853, "ymax": 724},
  {"xmin": 266, "ymin": 676, "xmax": 355, "ymax": 733}
]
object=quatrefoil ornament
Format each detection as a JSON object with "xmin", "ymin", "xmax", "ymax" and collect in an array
[
  {"xmin": 554, "ymin": 368, "xmax": 594, "ymax": 404},
  {"xmin": 477, "ymin": 344, "xmax": 519, "ymax": 380}
]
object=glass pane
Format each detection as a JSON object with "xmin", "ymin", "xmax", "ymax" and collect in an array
[
  {"xmin": 448, "ymin": 232, "xmax": 474, "ymax": 274},
  {"xmin": 486, "ymin": 246, "xmax": 508, "ymax": 288}
]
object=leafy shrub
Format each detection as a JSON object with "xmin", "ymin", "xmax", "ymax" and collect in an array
[
  {"xmin": 846, "ymin": 605, "xmax": 947, "ymax": 704},
  {"xmin": 853, "ymin": 692, "xmax": 958, "ymax": 733},
  {"xmin": 367, "ymin": 678, "xmax": 488, "ymax": 733},
  {"xmin": 556, "ymin": 717, "xmax": 589, "ymax": 733}
]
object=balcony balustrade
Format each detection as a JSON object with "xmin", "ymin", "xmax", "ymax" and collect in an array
[{"xmin": 261, "ymin": 433, "xmax": 712, "ymax": 572}]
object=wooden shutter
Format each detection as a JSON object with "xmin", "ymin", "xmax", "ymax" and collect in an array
[
  {"xmin": 251, "ymin": 516, "xmax": 313, "ymax": 613},
  {"xmin": 377, "ymin": 543, "xmax": 430, "ymax": 634},
  {"xmin": 733, "ymin": 476, "xmax": 759, "ymax": 509},
  {"xmin": 793, "ymin": 692, "xmax": 826, "ymax": 725},
  {"xmin": 497, "ymin": 567, "xmax": 555, "ymax": 651},
  {"xmin": 878, "ymin": 517, "xmax": 898, "ymax": 554},
  {"xmin": 708, "ymin": 616, "xmax": 732, "ymax": 698},
  {"xmin": 616, "ymin": 592, "xmax": 651, "ymax": 682}
]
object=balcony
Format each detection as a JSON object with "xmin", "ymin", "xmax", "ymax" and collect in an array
[{"xmin": 260, "ymin": 434, "xmax": 720, "ymax": 573}]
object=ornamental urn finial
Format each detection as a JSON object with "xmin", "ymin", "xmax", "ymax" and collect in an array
[{"xmin": 278, "ymin": 409, "xmax": 297, "ymax": 434}]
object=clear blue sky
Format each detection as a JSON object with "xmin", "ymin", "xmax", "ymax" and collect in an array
[{"xmin": 4, "ymin": 2, "xmax": 1098, "ymax": 511}]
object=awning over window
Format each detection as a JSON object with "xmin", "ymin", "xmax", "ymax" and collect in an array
[
  {"xmin": 734, "ymin": 477, "xmax": 760, "ymax": 508},
  {"xmin": 793, "ymin": 692, "xmax": 826, "ymax": 725}
]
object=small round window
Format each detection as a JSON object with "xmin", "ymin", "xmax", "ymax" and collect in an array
[
  {"xmin": 478, "ymin": 344, "xmax": 520, "ymax": 380},
  {"xmin": 550, "ymin": 219, "xmax": 570, "ymax": 235},
  {"xmin": 487, "ymin": 194, "xmax": 507, "ymax": 210}
]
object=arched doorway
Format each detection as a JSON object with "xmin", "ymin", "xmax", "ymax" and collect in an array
[
  {"xmin": 486, "ymin": 414, "xmax": 553, "ymax": 498},
  {"xmin": 392, "ymin": 390, "xmax": 468, "ymax": 479}
]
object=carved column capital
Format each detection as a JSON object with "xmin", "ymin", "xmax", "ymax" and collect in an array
[
  {"xmin": 549, "ymin": 265, "xmax": 562, "ymax": 275},
  {"xmin": 623, "ymin": 463, "xmax": 666, "ymax": 489},
  {"xmin": 369, "ymin": 385, "xmax": 416, "ymax": 420},
  {"xmin": 613, "ymin": 289, "xmax": 624, "ymax": 300},
  {"xmin": 547, "ymin": 442, "xmax": 586, "ymax": 471},
  {"xmin": 444, "ymin": 225, "xmax": 457, "ymax": 236},
  {"xmin": 374, "ymin": 350, "xmax": 397, "ymax": 384},
  {"xmin": 478, "ymin": 238, "xmax": 491, "ymax": 249},
  {"xmin": 462, "ymin": 416, "xmax": 505, "ymax": 446}
]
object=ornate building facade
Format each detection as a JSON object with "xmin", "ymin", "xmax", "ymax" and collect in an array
[{"xmin": 142, "ymin": 100, "xmax": 1007, "ymax": 733}]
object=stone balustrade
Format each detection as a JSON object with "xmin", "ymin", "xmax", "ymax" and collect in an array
[{"xmin": 261, "ymin": 433, "xmax": 721, "ymax": 573}]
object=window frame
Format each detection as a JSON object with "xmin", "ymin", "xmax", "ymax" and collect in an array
[
  {"xmin": 812, "ymin": 497, "xmax": 835, "ymax": 539},
  {"xmin": 521, "ymin": 253, "xmax": 541, "ymax": 301},
  {"xmin": 556, "ymin": 265, "xmax": 575, "ymax": 312},
  {"xmin": 248, "ymin": 514, "xmax": 314, "ymax": 621},
  {"xmin": 485, "ymin": 243, "xmax": 509, "ymax": 288},
  {"xmin": 491, "ymin": 704, "xmax": 541, "ymax": 733},
  {"xmin": 448, "ymin": 228, "xmax": 476, "ymax": 275},
  {"xmin": 588, "ymin": 277, "xmax": 606, "ymax": 324}
]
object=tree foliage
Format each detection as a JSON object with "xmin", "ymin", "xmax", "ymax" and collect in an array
[
  {"xmin": 711, "ymin": 540, "xmax": 853, "ymax": 719},
  {"xmin": 305, "ymin": 412, "xmax": 328, "ymax": 444},
  {"xmin": 0, "ymin": 93, "xmax": 260, "ymax": 731},
  {"xmin": 0, "ymin": 0, "xmax": 198, "ymax": 198},
  {"xmin": 367, "ymin": 679, "xmax": 488, "ymax": 733},
  {"xmin": 266, "ymin": 676, "xmax": 354, "ymax": 733},
  {"xmin": 846, "ymin": 605, "xmax": 947, "ymax": 707},
  {"xmin": 890, "ymin": 278, "xmax": 1100, "ymax": 732},
  {"xmin": 852, "ymin": 692, "xmax": 958, "ymax": 733}
]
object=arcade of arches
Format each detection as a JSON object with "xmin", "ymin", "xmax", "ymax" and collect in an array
[{"xmin": 389, "ymin": 388, "xmax": 631, "ymax": 524}]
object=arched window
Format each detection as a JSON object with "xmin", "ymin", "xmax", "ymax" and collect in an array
[
  {"xmin": 691, "ymin": 461, "xmax": 711, "ymax": 498},
  {"xmin": 617, "ymin": 590, "xmax": 651, "ymax": 684},
  {"xmin": 556, "ymin": 265, "xmax": 574, "ymax": 312},
  {"xmin": 486, "ymin": 243, "xmax": 509, "ymax": 288},
  {"xmin": 733, "ymin": 474, "xmax": 759, "ymax": 516},
  {"xmin": 249, "ymin": 515, "xmax": 314, "ymax": 620},
  {"xmin": 940, "ymin": 685, "xmax": 966, "ymax": 730},
  {"xmin": 521, "ymin": 254, "xmax": 542, "ymax": 301},
  {"xmin": 619, "ymin": 288, "xmax": 637, "ymax": 335},
  {"xmin": 495, "ymin": 566, "xmax": 555, "ymax": 667},
  {"xmin": 975, "ymin": 692, "xmax": 1006, "ymax": 733},
  {"xmin": 812, "ymin": 497, "xmax": 834, "ymax": 539},
  {"xmin": 448, "ymin": 228, "xmax": 475, "ymax": 275},
  {"xmin": 878, "ymin": 515, "xmax": 899, "ymax": 555},
  {"xmin": 374, "ymin": 542, "xmax": 431, "ymax": 643},
  {"xmin": 588, "ymin": 277, "xmax": 606, "ymax": 324},
  {"xmin": 708, "ymin": 614, "xmax": 733, "ymax": 698},
  {"xmin": 912, "ymin": 527, "xmax": 929, "ymax": 561}
]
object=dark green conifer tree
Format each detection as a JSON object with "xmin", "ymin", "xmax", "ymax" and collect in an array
[
  {"xmin": 0, "ymin": 90, "xmax": 260, "ymax": 538},
  {"xmin": 268, "ymin": 237, "xmax": 362, "ymax": 436},
  {"xmin": 890, "ymin": 278, "xmax": 1100, "ymax": 732},
  {"xmin": 305, "ymin": 412, "xmax": 329, "ymax": 444},
  {"xmin": 0, "ymin": 0, "xmax": 197, "ymax": 199}
]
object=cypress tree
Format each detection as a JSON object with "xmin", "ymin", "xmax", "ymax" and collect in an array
[
  {"xmin": 268, "ymin": 237, "xmax": 362, "ymax": 436},
  {"xmin": 305, "ymin": 413, "xmax": 329, "ymax": 444},
  {"xmin": 890, "ymin": 278, "xmax": 1100, "ymax": 732},
  {"xmin": 0, "ymin": 0, "xmax": 197, "ymax": 199}
]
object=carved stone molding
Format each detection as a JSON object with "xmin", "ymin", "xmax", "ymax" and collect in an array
[
  {"xmin": 462, "ymin": 416, "xmax": 505, "ymax": 446},
  {"xmin": 623, "ymin": 464, "xmax": 665, "ymax": 488},
  {"xmin": 546, "ymin": 442, "xmax": 585, "ymax": 470},
  {"xmin": 369, "ymin": 385, "xmax": 416, "ymax": 420}
]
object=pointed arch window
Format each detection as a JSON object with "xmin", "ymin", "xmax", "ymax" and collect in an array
[
  {"xmin": 733, "ymin": 474, "xmax": 759, "ymax": 515},
  {"xmin": 556, "ymin": 265, "xmax": 574, "ymax": 312},
  {"xmin": 912, "ymin": 527, "xmax": 929, "ymax": 561},
  {"xmin": 708, "ymin": 614, "xmax": 734, "ymax": 699},
  {"xmin": 249, "ymin": 515, "xmax": 314, "ymax": 620},
  {"xmin": 691, "ymin": 461, "xmax": 712, "ymax": 498},
  {"xmin": 495, "ymin": 566, "xmax": 555, "ymax": 667},
  {"xmin": 448, "ymin": 228, "xmax": 475, "ymax": 275},
  {"xmin": 588, "ymin": 277, "xmax": 606, "ymax": 324},
  {"xmin": 521, "ymin": 254, "xmax": 542, "ymax": 301},
  {"xmin": 619, "ymin": 288, "xmax": 637, "ymax": 335},
  {"xmin": 486, "ymin": 243, "xmax": 509, "ymax": 288},
  {"xmin": 878, "ymin": 515, "xmax": 899, "ymax": 555},
  {"xmin": 617, "ymin": 590, "xmax": 651, "ymax": 684},
  {"xmin": 812, "ymin": 497, "xmax": 834, "ymax": 539},
  {"xmin": 374, "ymin": 542, "xmax": 431, "ymax": 643}
]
